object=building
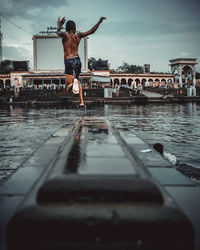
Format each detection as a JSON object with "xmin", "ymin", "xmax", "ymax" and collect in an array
[
  {"xmin": 0, "ymin": 58, "xmax": 199, "ymax": 90},
  {"xmin": 170, "ymin": 58, "xmax": 197, "ymax": 87},
  {"xmin": 110, "ymin": 73, "xmax": 174, "ymax": 88}
]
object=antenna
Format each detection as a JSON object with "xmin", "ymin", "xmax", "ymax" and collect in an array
[{"xmin": 0, "ymin": 17, "xmax": 3, "ymax": 63}]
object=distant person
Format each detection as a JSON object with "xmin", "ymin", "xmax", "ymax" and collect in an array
[
  {"xmin": 153, "ymin": 143, "xmax": 200, "ymax": 182},
  {"xmin": 137, "ymin": 83, "xmax": 143, "ymax": 95},
  {"xmin": 57, "ymin": 17, "xmax": 106, "ymax": 107},
  {"xmin": 153, "ymin": 143, "xmax": 177, "ymax": 165}
]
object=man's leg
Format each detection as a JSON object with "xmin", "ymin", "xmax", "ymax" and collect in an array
[
  {"xmin": 78, "ymin": 80, "xmax": 84, "ymax": 106},
  {"xmin": 65, "ymin": 74, "xmax": 73, "ymax": 91},
  {"xmin": 66, "ymin": 73, "xmax": 84, "ymax": 105}
]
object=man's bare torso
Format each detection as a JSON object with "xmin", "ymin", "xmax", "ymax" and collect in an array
[{"xmin": 62, "ymin": 33, "xmax": 81, "ymax": 60}]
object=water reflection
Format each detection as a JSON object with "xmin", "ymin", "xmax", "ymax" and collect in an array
[{"xmin": 106, "ymin": 103, "xmax": 200, "ymax": 169}]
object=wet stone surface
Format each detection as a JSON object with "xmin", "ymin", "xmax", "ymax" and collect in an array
[{"xmin": 65, "ymin": 117, "xmax": 138, "ymax": 175}]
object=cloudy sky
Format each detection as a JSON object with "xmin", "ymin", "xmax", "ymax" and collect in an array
[{"xmin": 0, "ymin": 0, "xmax": 200, "ymax": 72}]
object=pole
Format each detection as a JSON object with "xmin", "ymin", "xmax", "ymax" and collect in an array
[{"xmin": 0, "ymin": 17, "xmax": 3, "ymax": 63}]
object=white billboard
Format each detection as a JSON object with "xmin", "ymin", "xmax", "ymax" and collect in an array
[{"xmin": 33, "ymin": 35, "xmax": 88, "ymax": 72}]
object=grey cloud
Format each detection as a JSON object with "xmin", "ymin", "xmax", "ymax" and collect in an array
[
  {"xmin": 3, "ymin": 45, "xmax": 31, "ymax": 61},
  {"xmin": 101, "ymin": 19, "xmax": 200, "ymax": 37},
  {"xmin": 0, "ymin": 0, "xmax": 69, "ymax": 18}
]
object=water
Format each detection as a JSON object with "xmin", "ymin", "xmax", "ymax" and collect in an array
[{"xmin": 0, "ymin": 103, "xmax": 200, "ymax": 184}]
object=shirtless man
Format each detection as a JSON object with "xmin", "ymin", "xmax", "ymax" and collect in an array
[{"xmin": 57, "ymin": 17, "xmax": 106, "ymax": 107}]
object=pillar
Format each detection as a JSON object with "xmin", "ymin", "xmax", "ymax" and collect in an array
[
  {"xmin": 192, "ymin": 74, "xmax": 196, "ymax": 87},
  {"xmin": 178, "ymin": 75, "xmax": 182, "ymax": 88},
  {"xmin": 178, "ymin": 65, "xmax": 182, "ymax": 88},
  {"xmin": 42, "ymin": 78, "xmax": 44, "ymax": 89}
]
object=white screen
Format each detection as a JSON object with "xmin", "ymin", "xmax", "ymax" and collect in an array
[{"xmin": 34, "ymin": 36, "xmax": 87, "ymax": 72}]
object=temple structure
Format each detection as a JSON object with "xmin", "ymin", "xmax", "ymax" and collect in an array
[{"xmin": 170, "ymin": 58, "xmax": 197, "ymax": 87}]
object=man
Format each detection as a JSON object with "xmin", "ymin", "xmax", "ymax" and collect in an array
[
  {"xmin": 153, "ymin": 143, "xmax": 177, "ymax": 165},
  {"xmin": 57, "ymin": 17, "xmax": 106, "ymax": 107}
]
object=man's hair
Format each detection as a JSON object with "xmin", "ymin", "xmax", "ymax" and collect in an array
[
  {"xmin": 65, "ymin": 20, "xmax": 76, "ymax": 32},
  {"xmin": 153, "ymin": 143, "xmax": 163, "ymax": 155}
]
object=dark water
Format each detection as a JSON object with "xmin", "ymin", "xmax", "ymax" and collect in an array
[{"xmin": 0, "ymin": 103, "xmax": 200, "ymax": 183}]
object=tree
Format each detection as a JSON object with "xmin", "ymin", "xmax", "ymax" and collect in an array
[
  {"xmin": 115, "ymin": 62, "xmax": 143, "ymax": 73},
  {"xmin": 88, "ymin": 57, "xmax": 109, "ymax": 70},
  {"xmin": 0, "ymin": 60, "xmax": 13, "ymax": 73},
  {"xmin": 88, "ymin": 57, "xmax": 97, "ymax": 70}
]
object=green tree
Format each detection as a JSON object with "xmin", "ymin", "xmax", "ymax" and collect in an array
[
  {"xmin": 88, "ymin": 57, "xmax": 109, "ymax": 70},
  {"xmin": 116, "ymin": 62, "xmax": 143, "ymax": 73},
  {"xmin": 88, "ymin": 57, "xmax": 97, "ymax": 70},
  {"xmin": 0, "ymin": 60, "xmax": 13, "ymax": 73}
]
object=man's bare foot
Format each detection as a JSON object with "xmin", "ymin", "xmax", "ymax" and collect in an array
[{"xmin": 77, "ymin": 103, "xmax": 85, "ymax": 108}]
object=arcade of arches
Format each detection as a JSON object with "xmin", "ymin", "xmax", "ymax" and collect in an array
[
  {"xmin": 110, "ymin": 73, "xmax": 174, "ymax": 88},
  {"xmin": 0, "ymin": 72, "xmax": 174, "ymax": 89},
  {"xmin": 0, "ymin": 74, "xmax": 11, "ymax": 89}
]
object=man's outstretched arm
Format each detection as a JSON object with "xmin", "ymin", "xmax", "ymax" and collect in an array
[
  {"xmin": 57, "ymin": 17, "xmax": 66, "ymax": 37},
  {"xmin": 78, "ymin": 17, "xmax": 106, "ymax": 38}
]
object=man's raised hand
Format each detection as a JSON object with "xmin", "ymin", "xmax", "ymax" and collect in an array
[
  {"xmin": 60, "ymin": 17, "xmax": 66, "ymax": 26},
  {"xmin": 99, "ymin": 17, "xmax": 106, "ymax": 23}
]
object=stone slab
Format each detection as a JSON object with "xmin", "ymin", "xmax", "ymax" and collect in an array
[
  {"xmin": 119, "ymin": 131, "xmax": 171, "ymax": 168},
  {"xmin": 131, "ymin": 144, "xmax": 172, "ymax": 168},
  {"xmin": 120, "ymin": 132, "xmax": 145, "ymax": 145},
  {"xmin": 148, "ymin": 167, "xmax": 195, "ymax": 186},
  {"xmin": 0, "ymin": 143, "xmax": 65, "ymax": 195},
  {"xmin": 86, "ymin": 143, "xmax": 126, "ymax": 157},
  {"xmin": 78, "ymin": 156, "xmax": 138, "ymax": 175},
  {"xmin": 0, "ymin": 166, "xmax": 45, "ymax": 195}
]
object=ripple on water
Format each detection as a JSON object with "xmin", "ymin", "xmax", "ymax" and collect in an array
[{"xmin": 0, "ymin": 104, "xmax": 200, "ymax": 185}]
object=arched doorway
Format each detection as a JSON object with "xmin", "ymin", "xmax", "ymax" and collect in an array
[
  {"xmin": 135, "ymin": 78, "xmax": 140, "ymax": 86},
  {"xmin": 168, "ymin": 79, "xmax": 172, "ymax": 84},
  {"xmin": 13, "ymin": 78, "xmax": 19, "ymax": 88},
  {"xmin": 148, "ymin": 79, "xmax": 153, "ymax": 87},
  {"xmin": 141, "ymin": 78, "xmax": 146, "ymax": 87},
  {"xmin": 114, "ymin": 78, "xmax": 120, "ymax": 87},
  {"xmin": 155, "ymin": 78, "xmax": 160, "ymax": 87},
  {"xmin": 161, "ymin": 79, "xmax": 166, "ymax": 86},
  {"xmin": 128, "ymin": 78, "xmax": 133, "ymax": 86},
  {"xmin": 121, "ymin": 78, "xmax": 126, "ymax": 85},
  {"xmin": 182, "ymin": 65, "xmax": 193, "ymax": 86}
]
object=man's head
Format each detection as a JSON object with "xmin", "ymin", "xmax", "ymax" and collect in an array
[
  {"xmin": 153, "ymin": 143, "xmax": 164, "ymax": 155},
  {"xmin": 65, "ymin": 20, "xmax": 76, "ymax": 32}
]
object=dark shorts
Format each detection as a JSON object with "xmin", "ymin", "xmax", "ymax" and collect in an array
[{"xmin": 64, "ymin": 57, "xmax": 82, "ymax": 78}]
